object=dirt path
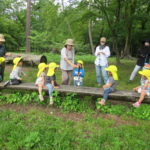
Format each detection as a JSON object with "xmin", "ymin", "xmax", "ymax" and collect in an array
[{"xmin": 0, "ymin": 103, "xmax": 139, "ymax": 126}]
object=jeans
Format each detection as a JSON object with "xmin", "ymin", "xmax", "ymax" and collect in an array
[
  {"xmin": 74, "ymin": 80, "xmax": 83, "ymax": 87},
  {"xmin": 95, "ymin": 65, "xmax": 108, "ymax": 84},
  {"xmin": 46, "ymin": 83, "xmax": 54, "ymax": 96},
  {"xmin": 103, "ymin": 87, "xmax": 113, "ymax": 101},
  {"xmin": 129, "ymin": 65, "xmax": 142, "ymax": 81}
]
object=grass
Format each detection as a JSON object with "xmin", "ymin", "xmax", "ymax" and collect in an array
[
  {"xmin": 0, "ymin": 108, "xmax": 150, "ymax": 150},
  {"xmin": 4, "ymin": 53, "xmax": 140, "ymax": 90}
]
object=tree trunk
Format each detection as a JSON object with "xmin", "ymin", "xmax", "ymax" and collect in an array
[
  {"xmin": 5, "ymin": 53, "xmax": 47, "ymax": 66},
  {"xmin": 88, "ymin": 19, "xmax": 95, "ymax": 55},
  {"xmin": 25, "ymin": 0, "xmax": 31, "ymax": 53}
]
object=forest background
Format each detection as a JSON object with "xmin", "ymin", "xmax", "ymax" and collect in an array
[{"xmin": 0, "ymin": 0, "xmax": 150, "ymax": 64}]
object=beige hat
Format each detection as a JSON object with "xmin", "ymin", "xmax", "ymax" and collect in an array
[
  {"xmin": 100, "ymin": 37, "xmax": 106, "ymax": 42},
  {"xmin": 0, "ymin": 34, "xmax": 5, "ymax": 42},
  {"xmin": 65, "ymin": 39, "xmax": 74, "ymax": 46}
]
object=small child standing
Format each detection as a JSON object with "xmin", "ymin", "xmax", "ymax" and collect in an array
[
  {"xmin": 46, "ymin": 62, "xmax": 59, "ymax": 105},
  {"xmin": 133, "ymin": 70, "xmax": 150, "ymax": 107},
  {"xmin": 4, "ymin": 57, "xmax": 24, "ymax": 86},
  {"xmin": 35, "ymin": 63, "xmax": 47, "ymax": 101},
  {"xmin": 98, "ymin": 65, "xmax": 118, "ymax": 105},
  {"xmin": 72, "ymin": 60, "xmax": 84, "ymax": 87}
]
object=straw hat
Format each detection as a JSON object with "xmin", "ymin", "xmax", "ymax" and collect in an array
[
  {"xmin": 105, "ymin": 65, "xmax": 118, "ymax": 80},
  {"xmin": 0, "ymin": 57, "xmax": 5, "ymax": 64},
  {"xmin": 139, "ymin": 70, "xmax": 150, "ymax": 80},
  {"xmin": 100, "ymin": 37, "xmax": 106, "ymax": 42},
  {"xmin": 47, "ymin": 62, "xmax": 59, "ymax": 76},
  {"xmin": 65, "ymin": 39, "xmax": 74, "ymax": 46},
  {"xmin": 13, "ymin": 57, "xmax": 23, "ymax": 70},
  {"xmin": 0, "ymin": 34, "xmax": 5, "ymax": 42},
  {"xmin": 37, "ymin": 63, "xmax": 48, "ymax": 77}
]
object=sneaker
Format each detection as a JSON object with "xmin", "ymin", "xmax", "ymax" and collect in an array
[
  {"xmin": 133, "ymin": 102, "xmax": 141, "ymax": 108},
  {"xmin": 39, "ymin": 95, "xmax": 44, "ymax": 101},
  {"xmin": 3, "ymin": 81, "xmax": 10, "ymax": 87},
  {"xmin": 98, "ymin": 99, "xmax": 105, "ymax": 105}
]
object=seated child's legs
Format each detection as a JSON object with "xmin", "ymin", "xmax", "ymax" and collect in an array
[
  {"xmin": 46, "ymin": 83, "xmax": 54, "ymax": 96},
  {"xmin": 103, "ymin": 87, "xmax": 112, "ymax": 101},
  {"xmin": 11, "ymin": 79, "xmax": 22, "ymax": 85},
  {"xmin": 46, "ymin": 83, "xmax": 54, "ymax": 105},
  {"xmin": 133, "ymin": 90, "xmax": 147, "ymax": 107}
]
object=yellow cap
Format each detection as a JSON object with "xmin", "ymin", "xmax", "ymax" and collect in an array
[
  {"xmin": 13, "ymin": 57, "xmax": 23, "ymax": 70},
  {"xmin": 0, "ymin": 57, "xmax": 5, "ymax": 64},
  {"xmin": 139, "ymin": 70, "xmax": 150, "ymax": 80},
  {"xmin": 105, "ymin": 65, "xmax": 118, "ymax": 80},
  {"xmin": 77, "ymin": 60, "xmax": 83, "ymax": 65},
  {"xmin": 47, "ymin": 62, "xmax": 59, "ymax": 76},
  {"xmin": 37, "ymin": 63, "xmax": 48, "ymax": 77}
]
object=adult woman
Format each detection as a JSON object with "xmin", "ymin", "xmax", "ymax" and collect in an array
[
  {"xmin": 129, "ymin": 39, "xmax": 150, "ymax": 82},
  {"xmin": 60, "ymin": 39, "xmax": 77, "ymax": 85},
  {"xmin": 95, "ymin": 37, "xmax": 110, "ymax": 86}
]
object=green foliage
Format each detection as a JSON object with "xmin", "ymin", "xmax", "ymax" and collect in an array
[{"xmin": 96, "ymin": 98, "xmax": 150, "ymax": 120}]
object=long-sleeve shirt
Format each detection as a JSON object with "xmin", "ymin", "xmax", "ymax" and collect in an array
[
  {"xmin": 94, "ymin": 45, "xmax": 110, "ymax": 66},
  {"xmin": 10, "ymin": 66, "xmax": 23, "ymax": 80},
  {"xmin": 72, "ymin": 68, "xmax": 84, "ymax": 78},
  {"xmin": 0, "ymin": 45, "xmax": 6, "ymax": 57}
]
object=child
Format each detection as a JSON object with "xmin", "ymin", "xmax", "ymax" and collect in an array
[
  {"xmin": 72, "ymin": 60, "xmax": 84, "ymax": 87},
  {"xmin": 35, "ymin": 63, "xmax": 47, "ymax": 101},
  {"xmin": 133, "ymin": 70, "xmax": 150, "ymax": 107},
  {"xmin": 98, "ymin": 65, "xmax": 118, "ymax": 105},
  {"xmin": 4, "ymin": 57, "xmax": 24, "ymax": 86},
  {"xmin": 46, "ymin": 62, "xmax": 59, "ymax": 105},
  {"xmin": 0, "ymin": 57, "xmax": 5, "ymax": 81}
]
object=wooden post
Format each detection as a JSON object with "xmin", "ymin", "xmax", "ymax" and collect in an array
[{"xmin": 25, "ymin": 0, "xmax": 31, "ymax": 53}]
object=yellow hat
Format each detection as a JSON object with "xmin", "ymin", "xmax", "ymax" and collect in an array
[
  {"xmin": 47, "ymin": 62, "xmax": 59, "ymax": 76},
  {"xmin": 77, "ymin": 60, "xmax": 84, "ymax": 68},
  {"xmin": 139, "ymin": 70, "xmax": 150, "ymax": 80},
  {"xmin": 0, "ymin": 34, "xmax": 5, "ymax": 42},
  {"xmin": 105, "ymin": 65, "xmax": 118, "ymax": 80},
  {"xmin": 13, "ymin": 57, "xmax": 23, "ymax": 70},
  {"xmin": 0, "ymin": 57, "xmax": 5, "ymax": 64},
  {"xmin": 37, "ymin": 63, "xmax": 47, "ymax": 77}
]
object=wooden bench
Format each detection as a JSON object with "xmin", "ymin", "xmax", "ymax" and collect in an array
[{"xmin": 0, "ymin": 82, "xmax": 150, "ymax": 103}]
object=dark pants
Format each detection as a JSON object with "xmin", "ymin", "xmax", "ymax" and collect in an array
[
  {"xmin": 0, "ymin": 62, "xmax": 5, "ymax": 82},
  {"xmin": 10, "ymin": 79, "xmax": 22, "ymax": 85}
]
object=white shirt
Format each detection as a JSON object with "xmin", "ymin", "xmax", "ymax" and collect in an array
[{"xmin": 94, "ymin": 45, "xmax": 110, "ymax": 66}]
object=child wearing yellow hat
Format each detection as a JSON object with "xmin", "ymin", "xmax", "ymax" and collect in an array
[
  {"xmin": 46, "ymin": 62, "xmax": 59, "ymax": 105},
  {"xmin": 4, "ymin": 57, "xmax": 24, "ymax": 86},
  {"xmin": 72, "ymin": 60, "xmax": 84, "ymax": 87},
  {"xmin": 98, "ymin": 65, "xmax": 118, "ymax": 105},
  {"xmin": 133, "ymin": 70, "xmax": 150, "ymax": 107},
  {"xmin": 4, "ymin": 57, "xmax": 25, "ymax": 86},
  {"xmin": 35, "ymin": 63, "xmax": 47, "ymax": 101}
]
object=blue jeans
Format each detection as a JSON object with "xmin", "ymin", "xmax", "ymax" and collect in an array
[
  {"xmin": 46, "ymin": 83, "xmax": 54, "ymax": 96},
  {"xmin": 95, "ymin": 65, "xmax": 108, "ymax": 84},
  {"xmin": 74, "ymin": 80, "xmax": 83, "ymax": 87},
  {"xmin": 103, "ymin": 87, "xmax": 113, "ymax": 101}
]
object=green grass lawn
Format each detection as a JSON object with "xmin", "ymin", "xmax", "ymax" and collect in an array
[
  {"xmin": 4, "ymin": 54, "xmax": 140, "ymax": 90},
  {"xmin": 0, "ymin": 107, "xmax": 150, "ymax": 150}
]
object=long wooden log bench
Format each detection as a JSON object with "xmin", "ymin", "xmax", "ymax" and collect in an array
[{"xmin": 0, "ymin": 82, "xmax": 150, "ymax": 103}]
